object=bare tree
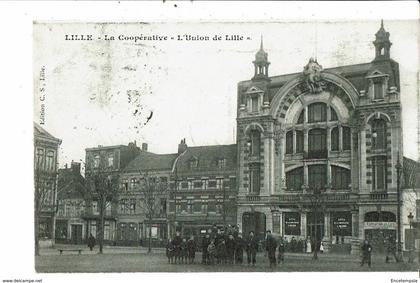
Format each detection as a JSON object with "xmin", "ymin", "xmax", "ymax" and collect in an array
[
  {"xmin": 137, "ymin": 172, "xmax": 168, "ymax": 254},
  {"xmin": 85, "ymin": 171, "xmax": 119, "ymax": 254},
  {"xmin": 34, "ymin": 167, "xmax": 57, "ymax": 256}
]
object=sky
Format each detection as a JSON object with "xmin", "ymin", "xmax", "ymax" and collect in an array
[{"xmin": 33, "ymin": 20, "xmax": 419, "ymax": 169}]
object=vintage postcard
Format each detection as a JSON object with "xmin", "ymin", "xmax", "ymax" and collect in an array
[{"xmin": 29, "ymin": 5, "xmax": 419, "ymax": 278}]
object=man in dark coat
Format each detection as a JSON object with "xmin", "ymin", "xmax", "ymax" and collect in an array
[
  {"xmin": 235, "ymin": 233, "xmax": 245, "ymax": 264},
  {"xmin": 290, "ymin": 236, "xmax": 297, "ymax": 253},
  {"xmin": 216, "ymin": 239, "xmax": 227, "ymax": 264},
  {"xmin": 225, "ymin": 234, "xmax": 236, "ymax": 264},
  {"xmin": 278, "ymin": 237, "xmax": 285, "ymax": 264},
  {"xmin": 172, "ymin": 231, "xmax": 182, "ymax": 264},
  {"xmin": 187, "ymin": 236, "xmax": 197, "ymax": 264},
  {"xmin": 201, "ymin": 233, "xmax": 211, "ymax": 264},
  {"xmin": 246, "ymin": 231, "xmax": 258, "ymax": 265},
  {"xmin": 180, "ymin": 238, "xmax": 188, "ymax": 264},
  {"xmin": 87, "ymin": 233, "xmax": 96, "ymax": 251},
  {"xmin": 166, "ymin": 239, "xmax": 175, "ymax": 263},
  {"xmin": 265, "ymin": 230, "xmax": 277, "ymax": 267},
  {"xmin": 360, "ymin": 239, "xmax": 373, "ymax": 267}
]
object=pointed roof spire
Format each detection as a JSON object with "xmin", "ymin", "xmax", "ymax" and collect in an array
[
  {"xmin": 381, "ymin": 19, "xmax": 384, "ymax": 29},
  {"xmin": 260, "ymin": 35, "xmax": 264, "ymax": 51}
]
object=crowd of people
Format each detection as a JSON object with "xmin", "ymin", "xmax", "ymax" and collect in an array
[{"xmin": 166, "ymin": 225, "xmax": 289, "ymax": 267}]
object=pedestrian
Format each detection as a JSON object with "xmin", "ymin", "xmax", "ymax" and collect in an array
[
  {"xmin": 87, "ymin": 233, "xmax": 96, "ymax": 251},
  {"xmin": 235, "ymin": 233, "xmax": 245, "ymax": 264},
  {"xmin": 180, "ymin": 238, "xmax": 188, "ymax": 264},
  {"xmin": 207, "ymin": 239, "xmax": 216, "ymax": 265},
  {"xmin": 385, "ymin": 236, "xmax": 398, "ymax": 263},
  {"xmin": 265, "ymin": 230, "xmax": 277, "ymax": 268},
  {"xmin": 187, "ymin": 236, "xmax": 197, "ymax": 264},
  {"xmin": 319, "ymin": 241, "xmax": 324, "ymax": 253},
  {"xmin": 226, "ymin": 234, "xmax": 236, "ymax": 264},
  {"xmin": 216, "ymin": 239, "xmax": 227, "ymax": 264},
  {"xmin": 360, "ymin": 239, "xmax": 373, "ymax": 267},
  {"xmin": 278, "ymin": 237, "xmax": 285, "ymax": 264},
  {"xmin": 166, "ymin": 239, "xmax": 174, "ymax": 264},
  {"xmin": 246, "ymin": 231, "xmax": 258, "ymax": 266},
  {"xmin": 290, "ymin": 236, "xmax": 297, "ymax": 253},
  {"xmin": 201, "ymin": 233, "xmax": 210, "ymax": 264},
  {"xmin": 306, "ymin": 236, "xmax": 312, "ymax": 253},
  {"xmin": 173, "ymin": 231, "xmax": 182, "ymax": 264}
]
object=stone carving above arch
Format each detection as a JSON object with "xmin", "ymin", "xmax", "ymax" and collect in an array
[
  {"xmin": 243, "ymin": 122, "xmax": 265, "ymax": 136},
  {"xmin": 270, "ymin": 71, "xmax": 360, "ymax": 123},
  {"xmin": 365, "ymin": 111, "xmax": 392, "ymax": 124}
]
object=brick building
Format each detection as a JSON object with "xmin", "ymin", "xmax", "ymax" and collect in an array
[
  {"xmin": 236, "ymin": 22, "xmax": 405, "ymax": 253},
  {"xmin": 34, "ymin": 123, "xmax": 62, "ymax": 247}
]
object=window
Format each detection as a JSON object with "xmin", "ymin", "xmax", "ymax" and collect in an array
[
  {"xmin": 371, "ymin": 119, "xmax": 387, "ymax": 150},
  {"xmin": 308, "ymin": 128, "xmax": 327, "ymax": 158},
  {"xmin": 308, "ymin": 103, "xmax": 327, "ymax": 123},
  {"xmin": 130, "ymin": 178, "xmax": 138, "ymax": 190},
  {"xmin": 249, "ymin": 165, "xmax": 260, "ymax": 194},
  {"xmin": 372, "ymin": 156, "xmax": 387, "ymax": 191},
  {"xmin": 105, "ymin": 201, "xmax": 112, "ymax": 215},
  {"xmin": 296, "ymin": 130, "xmax": 304, "ymax": 153},
  {"xmin": 286, "ymin": 167, "xmax": 304, "ymax": 190},
  {"xmin": 36, "ymin": 148, "xmax": 44, "ymax": 169},
  {"xmin": 217, "ymin": 158, "xmax": 226, "ymax": 169},
  {"xmin": 297, "ymin": 109, "xmax": 305, "ymax": 124},
  {"xmin": 90, "ymin": 221, "xmax": 97, "ymax": 237},
  {"xmin": 46, "ymin": 151, "xmax": 55, "ymax": 171},
  {"xmin": 373, "ymin": 81, "xmax": 383, "ymax": 100},
  {"xmin": 119, "ymin": 199, "xmax": 127, "ymax": 214},
  {"xmin": 286, "ymin": 130, "xmax": 293, "ymax": 154},
  {"xmin": 201, "ymin": 200, "xmax": 208, "ymax": 214},
  {"xmin": 308, "ymin": 165, "xmax": 327, "ymax": 188},
  {"xmin": 107, "ymin": 153, "xmax": 114, "ymax": 168},
  {"xmin": 160, "ymin": 199, "xmax": 166, "ymax": 216},
  {"xmin": 330, "ymin": 107, "xmax": 338, "ymax": 121},
  {"xmin": 104, "ymin": 221, "xmax": 111, "ymax": 240},
  {"xmin": 93, "ymin": 155, "xmax": 100, "ymax": 168},
  {"xmin": 129, "ymin": 199, "xmax": 136, "ymax": 214},
  {"xmin": 176, "ymin": 203, "xmax": 181, "ymax": 213},
  {"xmin": 216, "ymin": 201, "xmax": 223, "ymax": 214},
  {"xmin": 331, "ymin": 166, "xmax": 351, "ymax": 190},
  {"xmin": 187, "ymin": 200, "xmax": 193, "ymax": 214},
  {"xmin": 92, "ymin": 201, "xmax": 99, "ymax": 215},
  {"xmin": 250, "ymin": 130, "xmax": 261, "ymax": 156},
  {"xmin": 187, "ymin": 180, "xmax": 193, "ymax": 190},
  {"xmin": 121, "ymin": 181, "xmax": 129, "ymax": 192},
  {"xmin": 251, "ymin": 96, "xmax": 259, "ymax": 112},
  {"xmin": 342, "ymin": 127, "xmax": 351, "ymax": 150},
  {"xmin": 331, "ymin": 127, "xmax": 339, "ymax": 151},
  {"xmin": 202, "ymin": 179, "xmax": 208, "ymax": 190},
  {"xmin": 189, "ymin": 159, "xmax": 198, "ymax": 169},
  {"xmin": 216, "ymin": 178, "xmax": 223, "ymax": 190}
]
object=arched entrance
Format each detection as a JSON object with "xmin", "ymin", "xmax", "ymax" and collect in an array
[{"xmin": 242, "ymin": 211, "xmax": 266, "ymax": 240}]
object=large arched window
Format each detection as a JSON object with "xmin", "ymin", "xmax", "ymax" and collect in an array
[
  {"xmin": 297, "ymin": 109, "xmax": 305, "ymax": 124},
  {"xmin": 364, "ymin": 211, "xmax": 396, "ymax": 222},
  {"xmin": 308, "ymin": 128, "xmax": 327, "ymax": 158},
  {"xmin": 308, "ymin": 165, "xmax": 327, "ymax": 188},
  {"xmin": 249, "ymin": 163, "xmax": 260, "ymax": 194},
  {"xmin": 330, "ymin": 107, "xmax": 338, "ymax": 121},
  {"xmin": 308, "ymin": 103, "xmax": 327, "ymax": 123},
  {"xmin": 286, "ymin": 167, "xmax": 304, "ymax": 190},
  {"xmin": 342, "ymin": 126, "xmax": 351, "ymax": 150},
  {"xmin": 250, "ymin": 130, "xmax": 261, "ymax": 156},
  {"xmin": 331, "ymin": 166, "xmax": 351, "ymax": 190},
  {"xmin": 286, "ymin": 130, "xmax": 293, "ymax": 154},
  {"xmin": 371, "ymin": 119, "xmax": 387, "ymax": 150},
  {"xmin": 331, "ymin": 127, "xmax": 339, "ymax": 151}
]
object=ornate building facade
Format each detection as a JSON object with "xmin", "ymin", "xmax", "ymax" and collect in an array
[{"xmin": 236, "ymin": 22, "xmax": 404, "ymax": 253}]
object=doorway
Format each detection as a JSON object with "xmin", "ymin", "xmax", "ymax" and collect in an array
[
  {"xmin": 307, "ymin": 212, "xmax": 324, "ymax": 251},
  {"xmin": 71, "ymin": 224, "xmax": 83, "ymax": 244}
]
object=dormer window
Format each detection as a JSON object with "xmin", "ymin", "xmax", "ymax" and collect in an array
[
  {"xmin": 217, "ymin": 158, "xmax": 226, "ymax": 169},
  {"xmin": 189, "ymin": 158, "xmax": 198, "ymax": 169},
  {"xmin": 93, "ymin": 155, "xmax": 100, "ymax": 168},
  {"xmin": 251, "ymin": 96, "xmax": 259, "ymax": 112},
  {"xmin": 373, "ymin": 81, "xmax": 383, "ymax": 100}
]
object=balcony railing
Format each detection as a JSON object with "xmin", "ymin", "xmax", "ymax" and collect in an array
[
  {"xmin": 369, "ymin": 192, "xmax": 388, "ymax": 200},
  {"xmin": 246, "ymin": 195, "xmax": 261, "ymax": 202}
]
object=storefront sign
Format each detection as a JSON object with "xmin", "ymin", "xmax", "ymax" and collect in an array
[
  {"xmin": 364, "ymin": 222, "xmax": 397, "ymax": 230},
  {"xmin": 332, "ymin": 212, "xmax": 352, "ymax": 236},
  {"xmin": 284, "ymin": 212, "xmax": 301, "ymax": 235}
]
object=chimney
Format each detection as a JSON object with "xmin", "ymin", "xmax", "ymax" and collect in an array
[
  {"xmin": 178, "ymin": 138, "xmax": 188, "ymax": 154},
  {"xmin": 142, "ymin": 143, "xmax": 148, "ymax": 152},
  {"xmin": 71, "ymin": 162, "xmax": 81, "ymax": 174}
]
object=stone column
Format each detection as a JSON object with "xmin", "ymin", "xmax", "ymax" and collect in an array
[
  {"xmin": 339, "ymin": 126, "xmax": 343, "ymax": 152},
  {"xmin": 303, "ymin": 163, "xmax": 308, "ymax": 187},
  {"xmin": 327, "ymin": 127, "xmax": 331, "ymax": 152},
  {"xmin": 351, "ymin": 209, "xmax": 361, "ymax": 255},
  {"xmin": 301, "ymin": 212, "xmax": 307, "ymax": 238},
  {"xmin": 304, "ymin": 129, "xmax": 309, "ymax": 153},
  {"xmin": 359, "ymin": 129, "xmax": 367, "ymax": 193},
  {"xmin": 323, "ymin": 212, "xmax": 332, "ymax": 252}
]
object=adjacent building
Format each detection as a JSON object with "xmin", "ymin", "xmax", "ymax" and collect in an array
[
  {"xmin": 236, "ymin": 22, "xmax": 405, "ymax": 254},
  {"xmin": 34, "ymin": 123, "xmax": 62, "ymax": 247}
]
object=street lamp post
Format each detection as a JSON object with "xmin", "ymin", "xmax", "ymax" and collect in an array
[
  {"xmin": 408, "ymin": 212, "xmax": 414, "ymax": 263},
  {"xmin": 395, "ymin": 156, "xmax": 403, "ymax": 262}
]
